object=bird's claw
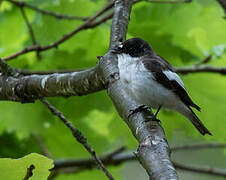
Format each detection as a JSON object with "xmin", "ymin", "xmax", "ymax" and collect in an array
[
  {"xmin": 128, "ymin": 105, "xmax": 149, "ymax": 118},
  {"xmin": 144, "ymin": 105, "xmax": 162, "ymax": 123},
  {"xmin": 144, "ymin": 116, "xmax": 161, "ymax": 123}
]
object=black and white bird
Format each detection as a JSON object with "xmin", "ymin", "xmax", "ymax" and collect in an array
[{"xmin": 114, "ymin": 38, "xmax": 211, "ymax": 136}]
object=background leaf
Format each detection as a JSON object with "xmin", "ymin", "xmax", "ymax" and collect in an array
[{"xmin": 0, "ymin": 153, "xmax": 53, "ymax": 180}]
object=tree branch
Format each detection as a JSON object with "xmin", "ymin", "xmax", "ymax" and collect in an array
[
  {"xmin": 0, "ymin": 58, "xmax": 19, "ymax": 76},
  {"xmin": 19, "ymin": 6, "xmax": 41, "ymax": 59},
  {"xmin": 54, "ymin": 152, "xmax": 133, "ymax": 170},
  {"xmin": 146, "ymin": 0, "xmax": 192, "ymax": 4},
  {"xmin": 54, "ymin": 143, "xmax": 226, "ymax": 169},
  {"xmin": 17, "ymin": 69, "xmax": 84, "ymax": 75},
  {"xmin": 0, "ymin": 66, "xmax": 104, "ymax": 102},
  {"xmin": 41, "ymin": 99, "xmax": 114, "ymax": 180},
  {"xmin": 32, "ymin": 133, "xmax": 53, "ymax": 159},
  {"xmin": 5, "ymin": 0, "xmax": 89, "ymax": 21},
  {"xmin": 17, "ymin": 63, "xmax": 226, "ymax": 76},
  {"xmin": 194, "ymin": 55, "xmax": 212, "ymax": 66},
  {"xmin": 109, "ymin": 0, "xmax": 131, "ymax": 48},
  {"xmin": 20, "ymin": 7, "xmax": 37, "ymax": 46},
  {"xmin": 174, "ymin": 162, "xmax": 226, "ymax": 178},
  {"xmin": 0, "ymin": 58, "xmax": 112, "ymax": 179},
  {"xmin": 171, "ymin": 143, "xmax": 226, "ymax": 151},
  {"xmin": 176, "ymin": 65, "xmax": 226, "ymax": 75},
  {"xmin": 3, "ymin": 63, "xmax": 224, "ymax": 103},
  {"xmin": 98, "ymin": 0, "xmax": 180, "ymax": 179},
  {"xmin": 53, "ymin": 150, "xmax": 226, "ymax": 178},
  {"xmin": 2, "ymin": 2, "xmax": 114, "ymax": 61}
]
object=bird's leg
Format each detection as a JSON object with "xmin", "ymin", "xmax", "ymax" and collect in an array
[
  {"xmin": 155, "ymin": 105, "xmax": 162, "ymax": 117},
  {"xmin": 145, "ymin": 105, "xmax": 162, "ymax": 122},
  {"xmin": 128, "ymin": 105, "xmax": 149, "ymax": 118}
]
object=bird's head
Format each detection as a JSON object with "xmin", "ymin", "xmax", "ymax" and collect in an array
[{"xmin": 113, "ymin": 38, "xmax": 153, "ymax": 57}]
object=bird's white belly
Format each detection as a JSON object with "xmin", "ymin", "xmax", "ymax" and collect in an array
[
  {"xmin": 130, "ymin": 71, "xmax": 179, "ymax": 109},
  {"xmin": 118, "ymin": 56, "xmax": 180, "ymax": 110}
]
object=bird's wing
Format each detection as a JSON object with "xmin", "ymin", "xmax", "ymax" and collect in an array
[{"xmin": 142, "ymin": 56, "xmax": 201, "ymax": 111}]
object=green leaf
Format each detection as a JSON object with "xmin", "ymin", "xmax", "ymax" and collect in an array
[{"xmin": 0, "ymin": 153, "xmax": 54, "ymax": 180}]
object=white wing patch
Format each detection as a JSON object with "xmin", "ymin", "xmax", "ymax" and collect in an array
[{"xmin": 163, "ymin": 70, "xmax": 185, "ymax": 90}]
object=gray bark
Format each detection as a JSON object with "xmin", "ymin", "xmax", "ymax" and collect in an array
[
  {"xmin": 0, "ymin": 67, "xmax": 104, "ymax": 102},
  {"xmin": 98, "ymin": 0, "xmax": 179, "ymax": 179}
]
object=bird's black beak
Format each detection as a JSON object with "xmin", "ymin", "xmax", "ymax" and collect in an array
[{"xmin": 111, "ymin": 43, "xmax": 123, "ymax": 54}]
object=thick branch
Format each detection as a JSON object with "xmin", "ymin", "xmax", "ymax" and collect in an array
[
  {"xmin": 176, "ymin": 65, "xmax": 226, "ymax": 75},
  {"xmin": 0, "ymin": 66, "xmax": 104, "ymax": 102},
  {"xmin": 109, "ymin": 0, "xmax": 131, "ymax": 48},
  {"xmin": 5, "ymin": 0, "xmax": 88, "ymax": 21},
  {"xmin": 17, "ymin": 69, "xmax": 85, "ymax": 75},
  {"xmin": 2, "ymin": 2, "xmax": 114, "ymax": 61},
  {"xmin": 99, "ymin": 0, "xmax": 179, "ymax": 179},
  {"xmin": 0, "ymin": 59, "xmax": 111, "ymax": 179}
]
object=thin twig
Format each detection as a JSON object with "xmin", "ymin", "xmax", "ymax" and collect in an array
[
  {"xmin": 19, "ymin": 6, "xmax": 41, "ymax": 59},
  {"xmin": 20, "ymin": 7, "xmax": 37, "ymax": 45},
  {"xmin": 104, "ymin": 146, "xmax": 127, "ymax": 159},
  {"xmin": 40, "ymin": 99, "xmax": 114, "ymax": 180},
  {"xmin": 32, "ymin": 133, "xmax": 53, "ymax": 159},
  {"xmin": 5, "ymin": 0, "xmax": 88, "ymax": 21},
  {"xmin": 174, "ymin": 162, "xmax": 226, "ymax": 177},
  {"xmin": 87, "ymin": 11, "xmax": 113, "ymax": 28},
  {"xmin": 146, "ymin": 0, "xmax": 192, "ymax": 3},
  {"xmin": 2, "ymin": 2, "xmax": 114, "ymax": 61},
  {"xmin": 171, "ymin": 143, "xmax": 226, "ymax": 151},
  {"xmin": 54, "ymin": 150, "xmax": 133, "ymax": 170},
  {"xmin": 176, "ymin": 65, "xmax": 226, "ymax": 75},
  {"xmin": 194, "ymin": 55, "xmax": 212, "ymax": 66},
  {"xmin": 0, "ymin": 58, "xmax": 19, "ymax": 76}
]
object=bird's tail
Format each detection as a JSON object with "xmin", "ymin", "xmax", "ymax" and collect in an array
[{"xmin": 181, "ymin": 107, "xmax": 212, "ymax": 136}]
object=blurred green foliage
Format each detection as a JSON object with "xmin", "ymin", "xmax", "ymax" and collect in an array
[{"xmin": 0, "ymin": 0, "xmax": 226, "ymax": 179}]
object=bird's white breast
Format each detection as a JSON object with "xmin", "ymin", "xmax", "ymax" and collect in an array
[{"xmin": 117, "ymin": 53, "xmax": 184, "ymax": 110}]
